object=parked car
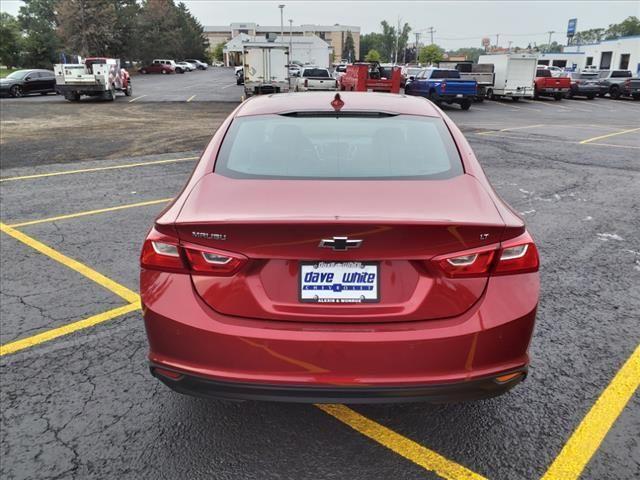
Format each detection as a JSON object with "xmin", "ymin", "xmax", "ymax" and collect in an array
[
  {"xmin": 236, "ymin": 68, "xmax": 244, "ymax": 85},
  {"xmin": 534, "ymin": 68, "xmax": 571, "ymax": 100},
  {"xmin": 401, "ymin": 67, "xmax": 423, "ymax": 87},
  {"xmin": 139, "ymin": 60, "xmax": 176, "ymax": 74},
  {"xmin": 405, "ymin": 68, "xmax": 477, "ymax": 110},
  {"xmin": 596, "ymin": 70, "xmax": 640, "ymax": 99},
  {"xmin": 565, "ymin": 71, "xmax": 599, "ymax": 99},
  {"xmin": 140, "ymin": 92, "xmax": 540, "ymax": 404},
  {"xmin": 294, "ymin": 67, "xmax": 338, "ymax": 91},
  {"xmin": 287, "ymin": 64, "xmax": 302, "ymax": 77},
  {"xmin": 176, "ymin": 61, "xmax": 196, "ymax": 72},
  {"xmin": 211, "ymin": 61, "xmax": 224, "ymax": 67},
  {"xmin": 185, "ymin": 59, "xmax": 209, "ymax": 70},
  {"xmin": 0, "ymin": 69, "xmax": 57, "ymax": 97}
]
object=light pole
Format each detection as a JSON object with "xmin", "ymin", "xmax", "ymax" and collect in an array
[
  {"xmin": 278, "ymin": 4, "xmax": 284, "ymax": 40},
  {"xmin": 547, "ymin": 31, "xmax": 555, "ymax": 52},
  {"xmin": 289, "ymin": 19, "xmax": 293, "ymax": 90}
]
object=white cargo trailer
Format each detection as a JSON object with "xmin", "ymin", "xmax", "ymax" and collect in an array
[
  {"xmin": 478, "ymin": 53, "xmax": 538, "ymax": 100},
  {"xmin": 242, "ymin": 44, "xmax": 290, "ymax": 97}
]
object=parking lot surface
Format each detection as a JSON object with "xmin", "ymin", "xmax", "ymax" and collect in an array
[
  {"xmin": 1, "ymin": 94, "xmax": 639, "ymax": 480},
  {"xmin": 0, "ymin": 66, "xmax": 244, "ymax": 104}
]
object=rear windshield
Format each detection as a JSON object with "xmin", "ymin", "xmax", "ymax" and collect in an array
[
  {"xmin": 215, "ymin": 115, "xmax": 463, "ymax": 180},
  {"xmin": 303, "ymin": 69, "xmax": 330, "ymax": 77},
  {"xmin": 536, "ymin": 69, "xmax": 552, "ymax": 77},
  {"xmin": 430, "ymin": 70, "xmax": 461, "ymax": 79}
]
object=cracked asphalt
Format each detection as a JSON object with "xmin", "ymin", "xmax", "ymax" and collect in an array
[{"xmin": 1, "ymin": 94, "xmax": 639, "ymax": 480}]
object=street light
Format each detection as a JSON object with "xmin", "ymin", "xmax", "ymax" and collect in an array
[{"xmin": 278, "ymin": 5, "xmax": 285, "ymax": 40}]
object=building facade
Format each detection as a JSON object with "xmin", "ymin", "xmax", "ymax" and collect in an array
[
  {"xmin": 205, "ymin": 22, "xmax": 360, "ymax": 63},
  {"xmin": 538, "ymin": 35, "xmax": 640, "ymax": 74}
]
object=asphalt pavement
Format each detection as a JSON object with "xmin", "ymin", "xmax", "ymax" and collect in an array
[{"xmin": 1, "ymin": 94, "xmax": 639, "ymax": 480}]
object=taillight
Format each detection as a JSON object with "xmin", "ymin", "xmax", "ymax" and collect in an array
[
  {"xmin": 304, "ymin": 79, "xmax": 308, "ymax": 87},
  {"xmin": 437, "ymin": 249, "xmax": 496, "ymax": 277},
  {"xmin": 141, "ymin": 227, "xmax": 248, "ymax": 276},
  {"xmin": 183, "ymin": 244, "xmax": 247, "ymax": 276},
  {"xmin": 433, "ymin": 233, "xmax": 539, "ymax": 277},
  {"xmin": 441, "ymin": 81, "xmax": 446, "ymax": 93},
  {"xmin": 141, "ymin": 228, "xmax": 187, "ymax": 273}
]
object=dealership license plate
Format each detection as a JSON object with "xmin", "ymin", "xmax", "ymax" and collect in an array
[
  {"xmin": 456, "ymin": 94, "xmax": 463, "ymax": 97},
  {"xmin": 300, "ymin": 262, "xmax": 379, "ymax": 303}
]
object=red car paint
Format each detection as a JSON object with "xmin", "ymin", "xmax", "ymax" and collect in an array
[{"xmin": 140, "ymin": 92, "xmax": 539, "ymax": 403}]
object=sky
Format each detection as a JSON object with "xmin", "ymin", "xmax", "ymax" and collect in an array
[{"xmin": 1, "ymin": 0, "xmax": 638, "ymax": 50}]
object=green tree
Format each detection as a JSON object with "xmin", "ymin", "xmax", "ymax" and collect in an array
[
  {"xmin": 174, "ymin": 2, "xmax": 208, "ymax": 59},
  {"xmin": 18, "ymin": 0, "xmax": 60, "ymax": 67},
  {"xmin": 111, "ymin": 0, "xmax": 141, "ymax": 61},
  {"xmin": 211, "ymin": 42, "xmax": 224, "ymax": 61},
  {"xmin": 364, "ymin": 49, "xmax": 381, "ymax": 62},
  {"xmin": 418, "ymin": 44, "xmax": 444, "ymax": 65},
  {"xmin": 537, "ymin": 41, "xmax": 562, "ymax": 53},
  {"xmin": 57, "ymin": 0, "xmax": 118, "ymax": 57},
  {"xmin": 359, "ymin": 32, "xmax": 384, "ymax": 61},
  {"xmin": 397, "ymin": 22, "xmax": 411, "ymax": 63},
  {"xmin": 573, "ymin": 28, "xmax": 605, "ymax": 44},
  {"xmin": 0, "ymin": 13, "xmax": 22, "ymax": 68},
  {"xmin": 604, "ymin": 16, "xmax": 640, "ymax": 39},
  {"xmin": 379, "ymin": 20, "xmax": 396, "ymax": 61},
  {"xmin": 342, "ymin": 30, "xmax": 355, "ymax": 62}
]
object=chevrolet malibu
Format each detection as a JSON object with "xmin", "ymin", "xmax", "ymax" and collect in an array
[{"xmin": 140, "ymin": 92, "xmax": 540, "ymax": 403}]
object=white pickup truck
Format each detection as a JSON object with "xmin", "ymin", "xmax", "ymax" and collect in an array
[
  {"xmin": 54, "ymin": 57, "xmax": 131, "ymax": 101},
  {"xmin": 294, "ymin": 67, "xmax": 338, "ymax": 92}
]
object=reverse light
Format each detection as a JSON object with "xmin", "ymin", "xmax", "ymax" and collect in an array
[
  {"xmin": 184, "ymin": 245, "xmax": 247, "ymax": 276},
  {"xmin": 438, "ymin": 249, "xmax": 496, "ymax": 277}
]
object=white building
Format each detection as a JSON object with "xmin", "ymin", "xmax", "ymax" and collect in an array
[
  {"xmin": 538, "ymin": 35, "xmax": 640, "ymax": 74},
  {"xmin": 223, "ymin": 34, "xmax": 332, "ymax": 68}
]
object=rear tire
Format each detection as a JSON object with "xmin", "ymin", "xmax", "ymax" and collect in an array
[
  {"xmin": 587, "ymin": 94, "xmax": 596, "ymax": 100},
  {"xmin": 554, "ymin": 93, "xmax": 563, "ymax": 101},
  {"xmin": 64, "ymin": 92, "xmax": 80, "ymax": 102},
  {"xmin": 124, "ymin": 82, "xmax": 132, "ymax": 96},
  {"xmin": 486, "ymin": 88, "xmax": 494, "ymax": 100},
  {"xmin": 609, "ymin": 86, "xmax": 621, "ymax": 99},
  {"xmin": 460, "ymin": 99, "xmax": 471, "ymax": 110},
  {"xmin": 512, "ymin": 96, "xmax": 520, "ymax": 102}
]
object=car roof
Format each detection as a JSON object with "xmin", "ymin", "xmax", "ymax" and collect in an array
[{"xmin": 236, "ymin": 92, "xmax": 442, "ymax": 117}]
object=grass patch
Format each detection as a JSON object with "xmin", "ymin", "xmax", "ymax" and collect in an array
[{"xmin": 0, "ymin": 68, "xmax": 19, "ymax": 78}]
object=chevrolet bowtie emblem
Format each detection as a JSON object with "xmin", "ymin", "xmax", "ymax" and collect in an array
[{"xmin": 319, "ymin": 236, "xmax": 363, "ymax": 251}]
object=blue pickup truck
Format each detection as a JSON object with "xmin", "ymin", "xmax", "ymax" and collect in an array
[{"xmin": 404, "ymin": 68, "xmax": 477, "ymax": 110}]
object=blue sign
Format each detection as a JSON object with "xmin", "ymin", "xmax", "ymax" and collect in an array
[{"xmin": 567, "ymin": 18, "xmax": 577, "ymax": 37}]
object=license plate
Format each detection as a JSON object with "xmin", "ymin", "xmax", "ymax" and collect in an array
[
  {"xmin": 456, "ymin": 94, "xmax": 463, "ymax": 97},
  {"xmin": 300, "ymin": 261, "xmax": 379, "ymax": 303}
]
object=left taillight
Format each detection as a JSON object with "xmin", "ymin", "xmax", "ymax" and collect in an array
[
  {"xmin": 433, "ymin": 232, "xmax": 539, "ymax": 278},
  {"xmin": 141, "ymin": 227, "xmax": 248, "ymax": 276}
]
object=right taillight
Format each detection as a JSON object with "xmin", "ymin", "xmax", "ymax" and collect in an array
[
  {"xmin": 141, "ymin": 227, "xmax": 248, "ymax": 276},
  {"xmin": 493, "ymin": 238, "xmax": 539, "ymax": 275},
  {"xmin": 434, "ymin": 233, "xmax": 539, "ymax": 277}
]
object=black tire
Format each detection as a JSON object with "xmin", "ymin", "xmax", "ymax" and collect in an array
[
  {"xmin": 609, "ymin": 86, "xmax": 621, "ymax": 99},
  {"xmin": 632, "ymin": 94, "xmax": 640, "ymax": 101},
  {"xmin": 40, "ymin": 91, "xmax": 48, "ymax": 96},
  {"xmin": 475, "ymin": 96, "xmax": 484, "ymax": 103},
  {"xmin": 598, "ymin": 92, "xmax": 605, "ymax": 98},
  {"xmin": 554, "ymin": 93, "xmax": 563, "ymax": 101},
  {"xmin": 124, "ymin": 82, "xmax": 132, "ymax": 96},
  {"xmin": 566, "ymin": 90, "xmax": 573, "ymax": 99},
  {"xmin": 64, "ymin": 92, "xmax": 80, "ymax": 102},
  {"xmin": 486, "ymin": 89, "xmax": 494, "ymax": 100},
  {"xmin": 512, "ymin": 96, "xmax": 520, "ymax": 102},
  {"xmin": 460, "ymin": 99, "xmax": 471, "ymax": 110},
  {"xmin": 140, "ymin": 69, "xmax": 147, "ymax": 74},
  {"xmin": 587, "ymin": 94, "xmax": 596, "ymax": 100},
  {"xmin": 9, "ymin": 85, "xmax": 23, "ymax": 98}
]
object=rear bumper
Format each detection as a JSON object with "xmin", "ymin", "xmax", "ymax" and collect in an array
[
  {"xmin": 439, "ymin": 94, "xmax": 473, "ymax": 102},
  {"xmin": 142, "ymin": 270, "xmax": 538, "ymax": 402},
  {"xmin": 151, "ymin": 365, "xmax": 527, "ymax": 404},
  {"xmin": 57, "ymin": 84, "xmax": 106, "ymax": 94},
  {"xmin": 537, "ymin": 87, "xmax": 569, "ymax": 95}
]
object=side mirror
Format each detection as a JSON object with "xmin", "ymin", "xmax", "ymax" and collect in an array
[
  {"xmin": 409, "ymin": 76, "xmax": 415, "ymax": 80},
  {"xmin": 25, "ymin": 76, "xmax": 33, "ymax": 82}
]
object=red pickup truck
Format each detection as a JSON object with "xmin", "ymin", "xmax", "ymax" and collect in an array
[
  {"xmin": 534, "ymin": 68, "xmax": 570, "ymax": 100},
  {"xmin": 339, "ymin": 63, "xmax": 401, "ymax": 93}
]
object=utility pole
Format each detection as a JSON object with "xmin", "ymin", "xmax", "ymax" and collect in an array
[
  {"xmin": 495, "ymin": 33, "xmax": 500, "ymax": 48},
  {"xmin": 546, "ymin": 30, "xmax": 555, "ymax": 52},
  {"xmin": 427, "ymin": 26, "xmax": 435, "ymax": 45},
  {"xmin": 508, "ymin": 40, "xmax": 512, "ymax": 52},
  {"xmin": 394, "ymin": 16, "xmax": 401, "ymax": 64},
  {"xmin": 278, "ymin": 4, "xmax": 285, "ymax": 39},
  {"xmin": 414, "ymin": 32, "xmax": 420, "ymax": 63},
  {"xmin": 288, "ymin": 19, "xmax": 293, "ymax": 90}
]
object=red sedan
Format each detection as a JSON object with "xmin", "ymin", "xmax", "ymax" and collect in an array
[{"xmin": 140, "ymin": 92, "xmax": 539, "ymax": 403}]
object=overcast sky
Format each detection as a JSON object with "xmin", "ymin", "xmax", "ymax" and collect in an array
[{"xmin": 1, "ymin": 0, "xmax": 638, "ymax": 49}]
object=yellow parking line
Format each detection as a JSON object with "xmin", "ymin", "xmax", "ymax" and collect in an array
[
  {"xmin": 0, "ymin": 156, "xmax": 197, "ymax": 182},
  {"xmin": 186, "ymin": 95, "xmax": 196, "ymax": 102},
  {"xmin": 317, "ymin": 404, "xmax": 487, "ymax": 480},
  {"xmin": 0, "ymin": 223, "xmax": 139, "ymax": 303},
  {"xmin": 579, "ymin": 127, "xmax": 640, "ymax": 145},
  {"xmin": 128, "ymin": 94, "xmax": 147, "ymax": 103},
  {"xmin": 8, "ymin": 198, "xmax": 172, "ymax": 228},
  {"xmin": 0, "ymin": 301, "xmax": 140, "ymax": 356},
  {"xmin": 586, "ymin": 142, "xmax": 640, "ymax": 150},
  {"xmin": 542, "ymin": 343, "xmax": 640, "ymax": 480}
]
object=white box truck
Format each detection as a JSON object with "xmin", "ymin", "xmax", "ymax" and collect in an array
[
  {"xmin": 242, "ymin": 43, "xmax": 290, "ymax": 97},
  {"xmin": 54, "ymin": 57, "xmax": 131, "ymax": 101},
  {"xmin": 478, "ymin": 53, "xmax": 538, "ymax": 101}
]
